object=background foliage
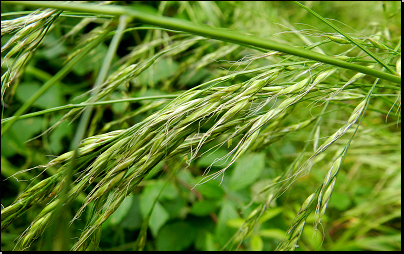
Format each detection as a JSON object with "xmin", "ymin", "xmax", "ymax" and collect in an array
[{"xmin": 1, "ymin": 1, "xmax": 401, "ymax": 251}]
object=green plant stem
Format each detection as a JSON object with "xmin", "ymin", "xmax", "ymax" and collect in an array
[
  {"xmin": 3, "ymin": 1, "xmax": 401, "ymax": 84},
  {"xmin": 45, "ymin": 15, "xmax": 128, "ymax": 251},
  {"xmin": 70, "ymin": 16, "xmax": 128, "ymax": 150},
  {"xmin": 0, "ymin": 95, "xmax": 177, "ymax": 123}
]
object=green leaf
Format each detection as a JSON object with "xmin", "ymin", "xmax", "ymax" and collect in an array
[
  {"xmin": 176, "ymin": 168, "xmax": 193, "ymax": 183},
  {"xmin": 160, "ymin": 196, "xmax": 187, "ymax": 219},
  {"xmin": 72, "ymin": 43, "xmax": 108, "ymax": 75},
  {"xmin": 179, "ymin": 68, "xmax": 211, "ymax": 86},
  {"xmin": 204, "ymin": 231, "xmax": 217, "ymax": 251},
  {"xmin": 130, "ymin": 3, "xmax": 158, "ymax": 14},
  {"xmin": 301, "ymin": 225, "xmax": 323, "ymax": 250},
  {"xmin": 104, "ymin": 195, "xmax": 133, "ymax": 226},
  {"xmin": 229, "ymin": 152, "xmax": 265, "ymax": 191},
  {"xmin": 139, "ymin": 180, "xmax": 178, "ymax": 211},
  {"xmin": 40, "ymin": 34, "xmax": 67, "ymax": 59},
  {"xmin": 1, "ymin": 117, "xmax": 43, "ymax": 157},
  {"xmin": 190, "ymin": 199, "xmax": 218, "ymax": 216},
  {"xmin": 110, "ymin": 92, "xmax": 129, "ymax": 114},
  {"xmin": 156, "ymin": 221, "xmax": 197, "ymax": 251},
  {"xmin": 194, "ymin": 179, "xmax": 225, "ymax": 199},
  {"xmin": 148, "ymin": 201, "xmax": 170, "ymax": 237},
  {"xmin": 16, "ymin": 82, "xmax": 63, "ymax": 109},
  {"xmin": 120, "ymin": 195, "xmax": 143, "ymax": 230},
  {"xmin": 48, "ymin": 117, "xmax": 73, "ymax": 154},
  {"xmin": 258, "ymin": 207, "xmax": 283, "ymax": 223},
  {"xmin": 139, "ymin": 180, "xmax": 174, "ymax": 236},
  {"xmin": 354, "ymin": 235, "xmax": 401, "ymax": 251},
  {"xmin": 259, "ymin": 229, "xmax": 285, "ymax": 240},
  {"xmin": 215, "ymin": 199, "xmax": 239, "ymax": 246},
  {"xmin": 250, "ymin": 234, "xmax": 264, "ymax": 251},
  {"xmin": 136, "ymin": 58, "xmax": 179, "ymax": 86},
  {"xmin": 196, "ymin": 148, "xmax": 228, "ymax": 168},
  {"xmin": 1, "ymin": 131, "xmax": 23, "ymax": 157},
  {"xmin": 195, "ymin": 230, "xmax": 218, "ymax": 251}
]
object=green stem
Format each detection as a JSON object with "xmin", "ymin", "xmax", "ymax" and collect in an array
[
  {"xmin": 0, "ymin": 95, "xmax": 177, "ymax": 123},
  {"xmin": 3, "ymin": 1, "xmax": 401, "ymax": 84},
  {"xmin": 50, "ymin": 14, "xmax": 129, "ymax": 252},
  {"xmin": 69, "ymin": 15, "xmax": 128, "ymax": 150}
]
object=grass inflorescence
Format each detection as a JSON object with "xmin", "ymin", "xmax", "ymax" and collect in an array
[{"xmin": 1, "ymin": 1, "xmax": 400, "ymax": 251}]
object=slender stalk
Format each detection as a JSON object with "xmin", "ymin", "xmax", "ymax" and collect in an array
[
  {"xmin": 49, "ymin": 15, "xmax": 128, "ymax": 251},
  {"xmin": 3, "ymin": 1, "xmax": 401, "ymax": 84},
  {"xmin": 0, "ymin": 95, "xmax": 177, "ymax": 123}
]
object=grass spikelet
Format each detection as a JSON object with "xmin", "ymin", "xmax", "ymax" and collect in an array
[
  {"xmin": 275, "ymin": 189, "xmax": 318, "ymax": 251},
  {"xmin": 314, "ymin": 156, "xmax": 342, "ymax": 230},
  {"xmin": 277, "ymin": 220, "xmax": 307, "ymax": 251},
  {"xmin": 326, "ymin": 35, "xmax": 350, "ymax": 44},
  {"xmin": 309, "ymin": 99, "xmax": 365, "ymax": 160},
  {"xmin": 1, "ymin": 9, "xmax": 60, "ymax": 100}
]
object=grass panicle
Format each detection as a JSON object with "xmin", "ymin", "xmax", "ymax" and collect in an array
[{"xmin": 1, "ymin": 1, "xmax": 400, "ymax": 251}]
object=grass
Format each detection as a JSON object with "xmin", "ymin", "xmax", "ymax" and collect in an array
[{"xmin": 1, "ymin": 1, "xmax": 401, "ymax": 251}]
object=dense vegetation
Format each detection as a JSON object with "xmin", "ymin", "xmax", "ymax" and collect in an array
[{"xmin": 1, "ymin": 1, "xmax": 401, "ymax": 251}]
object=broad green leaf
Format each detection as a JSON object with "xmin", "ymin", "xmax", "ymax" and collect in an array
[
  {"xmin": 139, "ymin": 180, "xmax": 178, "ymax": 214},
  {"xmin": 159, "ymin": 180, "xmax": 179, "ymax": 200},
  {"xmin": 250, "ymin": 234, "xmax": 264, "ymax": 251},
  {"xmin": 110, "ymin": 92, "xmax": 129, "ymax": 114},
  {"xmin": 195, "ymin": 230, "xmax": 218, "ymax": 251},
  {"xmin": 140, "ymin": 185, "xmax": 159, "ymax": 218},
  {"xmin": 139, "ymin": 180, "xmax": 174, "ymax": 237},
  {"xmin": 156, "ymin": 221, "xmax": 197, "ymax": 251},
  {"xmin": 1, "ymin": 131, "xmax": 24, "ymax": 157},
  {"xmin": 259, "ymin": 229, "xmax": 286, "ymax": 240},
  {"xmin": 258, "ymin": 207, "xmax": 283, "ymax": 223},
  {"xmin": 2, "ymin": 116, "xmax": 43, "ymax": 157},
  {"xmin": 301, "ymin": 225, "xmax": 323, "ymax": 250},
  {"xmin": 142, "ymin": 161, "xmax": 163, "ymax": 180},
  {"xmin": 11, "ymin": 117, "xmax": 43, "ymax": 142},
  {"xmin": 49, "ymin": 117, "xmax": 73, "ymax": 154},
  {"xmin": 137, "ymin": 58, "xmax": 179, "ymax": 86},
  {"xmin": 120, "ymin": 195, "xmax": 143, "ymax": 230},
  {"xmin": 72, "ymin": 43, "xmax": 108, "ymax": 75},
  {"xmin": 194, "ymin": 179, "xmax": 225, "ymax": 199},
  {"xmin": 179, "ymin": 68, "xmax": 211, "ymax": 86},
  {"xmin": 176, "ymin": 168, "xmax": 193, "ymax": 183},
  {"xmin": 160, "ymin": 196, "xmax": 187, "ymax": 219},
  {"xmin": 190, "ymin": 199, "xmax": 218, "ymax": 216},
  {"xmin": 205, "ymin": 231, "xmax": 217, "ymax": 251},
  {"xmin": 40, "ymin": 34, "xmax": 67, "ymax": 59},
  {"xmin": 215, "ymin": 199, "xmax": 239, "ymax": 246},
  {"xmin": 196, "ymin": 148, "xmax": 228, "ymax": 168},
  {"xmin": 16, "ymin": 82, "xmax": 63, "ymax": 109},
  {"xmin": 229, "ymin": 152, "xmax": 265, "ymax": 191},
  {"xmin": 148, "ymin": 201, "xmax": 170, "ymax": 237}
]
